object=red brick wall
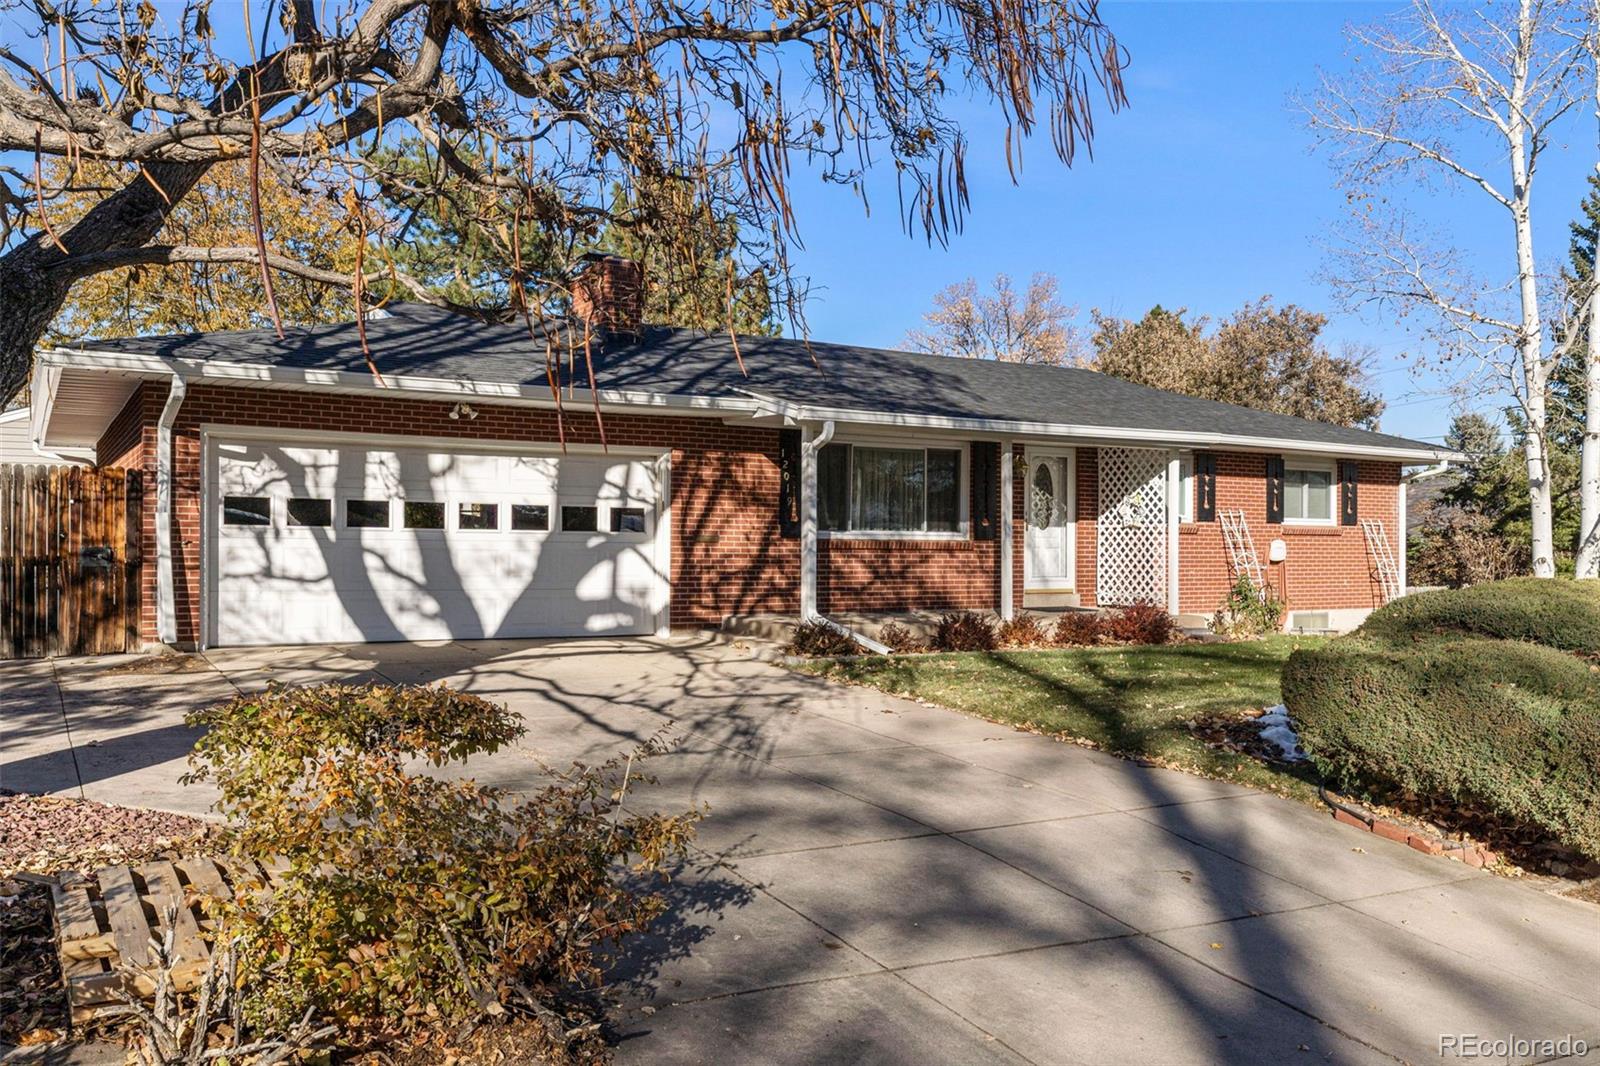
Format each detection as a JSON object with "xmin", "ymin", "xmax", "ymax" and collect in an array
[
  {"xmin": 1075, "ymin": 448, "xmax": 1100, "ymax": 607},
  {"xmin": 104, "ymin": 384, "xmax": 1007, "ymax": 644},
  {"xmin": 1067, "ymin": 446, "xmax": 1399, "ymax": 617},
  {"xmin": 1175, "ymin": 454, "xmax": 1399, "ymax": 616},
  {"xmin": 100, "ymin": 381, "xmax": 1402, "ymax": 644}
]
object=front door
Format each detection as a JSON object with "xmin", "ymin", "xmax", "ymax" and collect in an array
[{"xmin": 1025, "ymin": 450, "xmax": 1074, "ymax": 589}]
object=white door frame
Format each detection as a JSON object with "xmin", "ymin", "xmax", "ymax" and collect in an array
[
  {"xmin": 1023, "ymin": 446, "xmax": 1076, "ymax": 590},
  {"xmin": 199, "ymin": 424, "xmax": 672, "ymax": 648}
]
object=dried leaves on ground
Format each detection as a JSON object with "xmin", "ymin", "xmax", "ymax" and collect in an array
[
  {"xmin": 0, "ymin": 879, "xmax": 68, "ymax": 1049},
  {"xmin": 0, "ymin": 792, "xmax": 211, "ymax": 877}
]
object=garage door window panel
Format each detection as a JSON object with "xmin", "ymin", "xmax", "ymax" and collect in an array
[
  {"xmin": 222, "ymin": 496, "xmax": 271, "ymax": 526},
  {"xmin": 457, "ymin": 502, "xmax": 500, "ymax": 531},
  {"xmin": 403, "ymin": 501, "xmax": 446, "ymax": 530},
  {"xmin": 609, "ymin": 506, "xmax": 648, "ymax": 534},
  {"xmin": 287, "ymin": 498, "xmax": 332, "ymax": 527},
  {"xmin": 511, "ymin": 504, "xmax": 550, "ymax": 531},
  {"xmin": 561, "ymin": 505, "xmax": 599, "ymax": 532},
  {"xmin": 345, "ymin": 499, "xmax": 391, "ymax": 529}
]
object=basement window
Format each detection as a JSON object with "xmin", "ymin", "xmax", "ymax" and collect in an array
[{"xmin": 817, "ymin": 443, "xmax": 962, "ymax": 536}]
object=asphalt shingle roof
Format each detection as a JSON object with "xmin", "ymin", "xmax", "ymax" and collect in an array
[{"xmin": 74, "ymin": 303, "xmax": 1438, "ymax": 454}]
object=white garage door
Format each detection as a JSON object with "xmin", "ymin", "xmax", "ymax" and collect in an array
[{"xmin": 206, "ymin": 436, "xmax": 667, "ymax": 647}]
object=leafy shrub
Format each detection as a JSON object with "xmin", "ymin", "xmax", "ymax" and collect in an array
[
  {"xmin": 1052, "ymin": 611, "xmax": 1104, "ymax": 646},
  {"xmin": 1283, "ymin": 581, "xmax": 1600, "ymax": 861},
  {"xmin": 997, "ymin": 614, "xmax": 1052, "ymax": 648},
  {"xmin": 1408, "ymin": 506, "xmax": 1527, "ymax": 588},
  {"xmin": 183, "ymin": 683, "xmax": 698, "ymax": 1037},
  {"xmin": 1358, "ymin": 577, "xmax": 1600, "ymax": 653},
  {"xmin": 878, "ymin": 621, "xmax": 931, "ymax": 653},
  {"xmin": 1102, "ymin": 603, "xmax": 1176, "ymax": 646},
  {"xmin": 935, "ymin": 611, "xmax": 998, "ymax": 651},
  {"xmin": 788, "ymin": 619, "xmax": 861, "ymax": 656},
  {"xmin": 1210, "ymin": 575, "xmax": 1285, "ymax": 638}
]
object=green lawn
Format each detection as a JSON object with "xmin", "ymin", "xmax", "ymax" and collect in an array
[{"xmin": 794, "ymin": 636, "xmax": 1327, "ymax": 801}]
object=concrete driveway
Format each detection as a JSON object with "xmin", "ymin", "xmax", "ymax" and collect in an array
[{"xmin": 4, "ymin": 636, "xmax": 1597, "ymax": 1065}]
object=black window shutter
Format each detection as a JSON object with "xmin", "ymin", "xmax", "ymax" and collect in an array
[
  {"xmin": 1194, "ymin": 452, "xmax": 1218, "ymax": 522},
  {"xmin": 1265, "ymin": 456, "xmax": 1285, "ymax": 524},
  {"xmin": 777, "ymin": 429, "xmax": 801, "ymax": 538},
  {"xmin": 971, "ymin": 442, "xmax": 998, "ymax": 540},
  {"xmin": 1339, "ymin": 460, "xmax": 1359, "ymax": 526}
]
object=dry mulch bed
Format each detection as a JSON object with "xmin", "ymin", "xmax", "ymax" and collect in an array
[{"xmin": 0, "ymin": 792, "xmax": 212, "ymax": 878}]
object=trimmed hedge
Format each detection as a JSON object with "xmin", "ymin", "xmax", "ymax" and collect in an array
[
  {"xmin": 1283, "ymin": 580, "xmax": 1600, "ymax": 861},
  {"xmin": 1357, "ymin": 577, "xmax": 1600, "ymax": 653}
]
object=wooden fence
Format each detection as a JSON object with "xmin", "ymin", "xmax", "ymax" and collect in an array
[{"xmin": 0, "ymin": 464, "xmax": 143, "ymax": 659}]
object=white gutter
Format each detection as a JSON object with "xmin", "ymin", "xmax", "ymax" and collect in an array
[
  {"xmin": 742, "ymin": 394, "xmax": 1462, "ymax": 465},
  {"xmin": 154, "ymin": 371, "xmax": 188, "ymax": 646}
]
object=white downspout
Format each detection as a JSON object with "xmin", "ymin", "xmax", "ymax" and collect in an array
[
  {"xmin": 1396, "ymin": 470, "xmax": 1410, "ymax": 599},
  {"xmin": 799, "ymin": 419, "xmax": 835, "ymax": 621},
  {"xmin": 796, "ymin": 419, "xmax": 890, "ymax": 655},
  {"xmin": 155, "ymin": 371, "xmax": 188, "ymax": 646},
  {"xmin": 999, "ymin": 442, "xmax": 1015, "ymax": 620}
]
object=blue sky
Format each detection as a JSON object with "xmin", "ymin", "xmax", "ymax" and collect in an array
[{"xmin": 780, "ymin": 0, "xmax": 1597, "ymax": 446}]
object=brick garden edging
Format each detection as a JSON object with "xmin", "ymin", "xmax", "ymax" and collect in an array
[{"xmin": 1320, "ymin": 786, "xmax": 1498, "ymax": 869}]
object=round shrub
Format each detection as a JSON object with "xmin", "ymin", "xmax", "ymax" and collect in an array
[
  {"xmin": 1358, "ymin": 577, "xmax": 1600, "ymax": 653},
  {"xmin": 1283, "ymin": 584, "xmax": 1600, "ymax": 861},
  {"xmin": 1053, "ymin": 611, "xmax": 1103, "ymax": 646}
]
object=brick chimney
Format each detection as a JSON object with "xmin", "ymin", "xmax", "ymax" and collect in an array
[{"xmin": 571, "ymin": 254, "xmax": 645, "ymax": 339}]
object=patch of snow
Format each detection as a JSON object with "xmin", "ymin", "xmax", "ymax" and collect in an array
[{"xmin": 1257, "ymin": 704, "xmax": 1308, "ymax": 762}]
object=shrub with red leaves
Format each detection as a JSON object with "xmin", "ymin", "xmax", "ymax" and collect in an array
[
  {"xmin": 1052, "ymin": 612, "xmax": 1104, "ymax": 646},
  {"xmin": 1103, "ymin": 602, "xmax": 1176, "ymax": 646},
  {"xmin": 935, "ymin": 611, "xmax": 999, "ymax": 651},
  {"xmin": 997, "ymin": 614, "xmax": 1052, "ymax": 648}
]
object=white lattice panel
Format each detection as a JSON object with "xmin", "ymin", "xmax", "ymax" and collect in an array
[{"xmin": 1097, "ymin": 447, "xmax": 1167, "ymax": 606}]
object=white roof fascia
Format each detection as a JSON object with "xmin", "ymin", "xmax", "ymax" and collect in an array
[
  {"xmin": 38, "ymin": 346, "xmax": 767, "ymax": 419},
  {"xmin": 743, "ymin": 394, "xmax": 1461, "ymax": 464},
  {"xmin": 37, "ymin": 346, "xmax": 1463, "ymax": 465}
]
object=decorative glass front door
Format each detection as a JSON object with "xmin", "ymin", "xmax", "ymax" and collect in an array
[{"xmin": 1024, "ymin": 452, "xmax": 1073, "ymax": 588}]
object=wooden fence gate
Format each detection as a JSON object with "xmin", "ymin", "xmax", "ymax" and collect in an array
[{"xmin": 0, "ymin": 464, "xmax": 143, "ymax": 659}]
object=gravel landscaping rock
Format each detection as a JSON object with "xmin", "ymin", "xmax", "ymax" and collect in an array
[{"xmin": 0, "ymin": 792, "xmax": 212, "ymax": 878}]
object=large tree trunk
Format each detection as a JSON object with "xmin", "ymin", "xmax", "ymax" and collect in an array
[
  {"xmin": 1510, "ymin": 87, "xmax": 1556, "ymax": 578},
  {"xmin": 1578, "ymin": 272, "xmax": 1600, "ymax": 578},
  {"xmin": 0, "ymin": 161, "xmax": 211, "ymax": 404}
]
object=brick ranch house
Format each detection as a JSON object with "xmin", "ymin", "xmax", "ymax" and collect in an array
[{"xmin": 24, "ymin": 258, "xmax": 1453, "ymax": 650}]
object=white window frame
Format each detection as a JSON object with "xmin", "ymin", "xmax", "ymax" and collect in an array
[
  {"xmin": 1282, "ymin": 459, "xmax": 1337, "ymax": 526},
  {"xmin": 1178, "ymin": 452, "xmax": 1195, "ymax": 523},
  {"xmin": 816, "ymin": 437, "xmax": 969, "ymax": 541}
]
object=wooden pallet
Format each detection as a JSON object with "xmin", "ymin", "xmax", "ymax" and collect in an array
[{"xmin": 49, "ymin": 856, "xmax": 289, "ymax": 1024}]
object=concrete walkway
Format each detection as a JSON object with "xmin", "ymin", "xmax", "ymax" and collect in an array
[{"xmin": 3, "ymin": 637, "xmax": 1596, "ymax": 1065}]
